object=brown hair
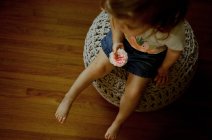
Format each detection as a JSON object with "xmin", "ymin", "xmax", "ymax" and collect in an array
[{"xmin": 101, "ymin": 0, "xmax": 189, "ymax": 33}]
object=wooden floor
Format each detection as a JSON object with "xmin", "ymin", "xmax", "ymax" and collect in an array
[{"xmin": 0, "ymin": 0, "xmax": 211, "ymax": 140}]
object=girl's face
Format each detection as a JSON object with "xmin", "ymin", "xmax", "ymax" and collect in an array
[{"xmin": 113, "ymin": 17, "xmax": 150, "ymax": 36}]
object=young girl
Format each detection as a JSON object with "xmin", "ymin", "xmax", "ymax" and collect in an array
[{"xmin": 55, "ymin": 0, "xmax": 189, "ymax": 139}]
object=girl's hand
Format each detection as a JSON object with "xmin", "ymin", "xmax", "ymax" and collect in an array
[
  {"xmin": 109, "ymin": 42, "xmax": 128, "ymax": 67},
  {"xmin": 113, "ymin": 42, "xmax": 124, "ymax": 56},
  {"xmin": 154, "ymin": 66, "xmax": 169, "ymax": 86}
]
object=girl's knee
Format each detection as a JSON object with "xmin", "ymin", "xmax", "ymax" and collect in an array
[
  {"xmin": 88, "ymin": 59, "xmax": 113, "ymax": 78},
  {"xmin": 92, "ymin": 65, "xmax": 109, "ymax": 78},
  {"xmin": 124, "ymin": 90, "xmax": 141, "ymax": 101},
  {"xmin": 124, "ymin": 75, "xmax": 150, "ymax": 100}
]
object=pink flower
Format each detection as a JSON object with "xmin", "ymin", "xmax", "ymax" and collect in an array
[{"xmin": 109, "ymin": 49, "xmax": 128, "ymax": 67}]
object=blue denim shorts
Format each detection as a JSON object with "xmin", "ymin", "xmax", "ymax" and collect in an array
[{"xmin": 101, "ymin": 30, "xmax": 167, "ymax": 78}]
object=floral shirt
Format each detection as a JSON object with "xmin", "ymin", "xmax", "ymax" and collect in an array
[{"xmin": 125, "ymin": 20, "xmax": 185, "ymax": 54}]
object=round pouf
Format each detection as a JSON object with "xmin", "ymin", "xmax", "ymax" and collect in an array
[{"xmin": 83, "ymin": 11, "xmax": 198, "ymax": 112}]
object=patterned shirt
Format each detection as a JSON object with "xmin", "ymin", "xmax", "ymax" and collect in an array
[{"xmin": 125, "ymin": 21, "xmax": 185, "ymax": 54}]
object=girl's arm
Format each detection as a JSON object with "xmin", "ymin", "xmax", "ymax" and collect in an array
[
  {"xmin": 161, "ymin": 49, "xmax": 182, "ymax": 70},
  {"xmin": 110, "ymin": 16, "xmax": 125, "ymax": 53},
  {"xmin": 154, "ymin": 48, "xmax": 182, "ymax": 86}
]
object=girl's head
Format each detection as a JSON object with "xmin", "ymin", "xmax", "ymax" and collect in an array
[{"xmin": 101, "ymin": 0, "xmax": 189, "ymax": 34}]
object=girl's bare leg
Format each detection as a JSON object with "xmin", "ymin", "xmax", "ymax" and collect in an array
[
  {"xmin": 55, "ymin": 49, "xmax": 114, "ymax": 123},
  {"xmin": 105, "ymin": 74, "xmax": 150, "ymax": 140}
]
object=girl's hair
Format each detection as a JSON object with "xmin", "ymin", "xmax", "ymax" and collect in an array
[{"xmin": 101, "ymin": 0, "xmax": 189, "ymax": 33}]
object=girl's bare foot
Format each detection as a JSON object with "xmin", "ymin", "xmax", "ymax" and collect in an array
[
  {"xmin": 105, "ymin": 122, "xmax": 121, "ymax": 140},
  {"xmin": 55, "ymin": 96, "xmax": 73, "ymax": 123}
]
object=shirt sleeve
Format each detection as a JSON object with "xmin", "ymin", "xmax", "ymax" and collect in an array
[{"xmin": 162, "ymin": 21, "xmax": 185, "ymax": 51}]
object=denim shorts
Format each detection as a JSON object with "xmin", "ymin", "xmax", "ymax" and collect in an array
[{"xmin": 101, "ymin": 30, "xmax": 167, "ymax": 78}]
